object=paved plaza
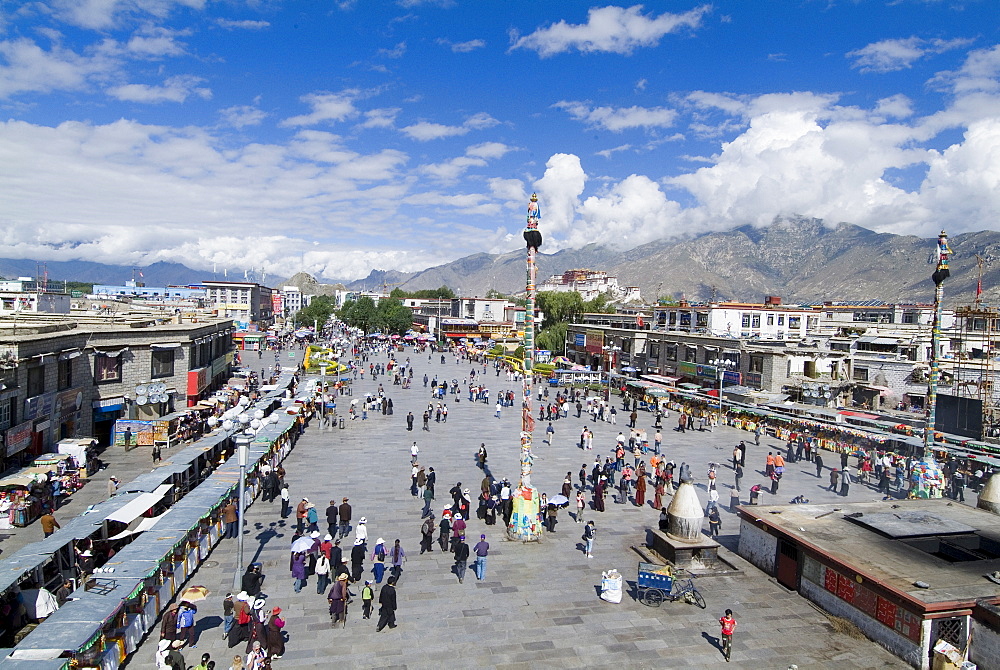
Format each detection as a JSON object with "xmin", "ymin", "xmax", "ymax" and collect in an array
[{"xmin": 122, "ymin": 352, "xmax": 920, "ymax": 669}]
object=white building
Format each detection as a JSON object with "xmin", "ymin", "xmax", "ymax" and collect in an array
[
  {"xmin": 653, "ymin": 298, "xmax": 816, "ymax": 340},
  {"xmin": 0, "ymin": 278, "xmax": 71, "ymax": 315},
  {"xmin": 201, "ymin": 280, "xmax": 275, "ymax": 329},
  {"xmin": 537, "ymin": 269, "xmax": 641, "ymax": 303},
  {"xmin": 280, "ymin": 286, "xmax": 312, "ymax": 317}
]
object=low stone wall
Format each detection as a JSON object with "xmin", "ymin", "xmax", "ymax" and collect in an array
[
  {"xmin": 736, "ymin": 518, "xmax": 777, "ymax": 574},
  {"xmin": 800, "ymin": 577, "xmax": 923, "ymax": 669}
]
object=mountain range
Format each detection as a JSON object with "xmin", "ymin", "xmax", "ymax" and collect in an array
[
  {"xmin": 8, "ymin": 217, "xmax": 1000, "ymax": 306},
  {"xmin": 341, "ymin": 217, "xmax": 1000, "ymax": 306}
]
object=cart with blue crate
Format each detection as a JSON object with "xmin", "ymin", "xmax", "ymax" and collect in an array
[{"xmin": 637, "ymin": 562, "xmax": 706, "ymax": 608}]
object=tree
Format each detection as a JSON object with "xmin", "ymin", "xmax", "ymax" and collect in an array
[
  {"xmin": 537, "ymin": 322, "xmax": 568, "ymax": 354},
  {"xmin": 536, "ymin": 291, "xmax": 584, "ymax": 330},
  {"xmin": 294, "ymin": 295, "xmax": 337, "ymax": 328},
  {"xmin": 338, "ymin": 296, "xmax": 378, "ymax": 332},
  {"xmin": 374, "ymin": 297, "xmax": 414, "ymax": 334}
]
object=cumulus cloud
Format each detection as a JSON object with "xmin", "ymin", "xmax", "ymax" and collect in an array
[
  {"xmin": 216, "ymin": 18, "xmax": 270, "ymax": 30},
  {"xmin": 125, "ymin": 26, "xmax": 189, "ymax": 58},
  {"xmin": 436, "ymin": 38, "xmax": 486, "ymax": 53},
  {"xmin": 359, "ymin": 107, "xmax": 400, "ymax": 129},
  {"xmin": 0, "ymin": 37, "xmax": 118, "ymax": 98},
  {"xmin": 50, "ymin": 0, "xmax": 207, "ymax": 31},
  {"xmin": 107, "ymin": 74, "xmax": 210, "ymax": 102},
  {"xmin": 534, "ymin": 153, "xmax": 586, "ymax": 238},
  {"xmin": 401, "ymin": 112, "xmax": 499, "ymax": 140},
  {"xmin": 554, "ymin": 101, "xmax": 678, "ymax": 131},
  {"xmin": 280, "ymin": 90, "xmax": 361, "ymax": 127},
  {"xmin": 847, "ymin": 36, "xmax": 973, "ymax": 74},
  {"xmin": 418, "ymin": 142, "xmax": 514, "ymax": 183},
  {"xmin": 219, "ymin": 100, "xmax": 267, "ymax": 128},
  {"xmin": 930, "ymin": 44, "xmax": 1000, "ymax": 95},
  {"xmin": 511, "ymin": 4, "xmax": 710, "ymax": 57}
]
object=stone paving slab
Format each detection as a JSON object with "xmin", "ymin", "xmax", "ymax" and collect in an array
[{"xmin": 122, "ymin": 351, "xmax": 910, "ymax": 670}]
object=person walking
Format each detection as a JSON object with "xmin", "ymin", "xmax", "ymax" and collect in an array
[
  {"xmin": 327, "ymin": 574, "xmax": 349, "ymax": 627},
  {"xmin": 575, "ymin": 491, "xmax": 586, "ymax": 523},
  {"xmin": 453, "ymin": 535, "xmax": 470, "ymax": 583},
  {"xmin": 708, "ymin": 507, "xmax": 722, "ymax": 537},
  {"xmin": 406, "ymin": 411, "xmax": 414, "ymax": 431},
  {"xmin": 734, "ymin": 463, "xmax": 744, "ymax": 492},
  {"xmin": 315, "ymin": 549, "xmax": 331, "ymax": 595},
  {"xmin": 39, "ymin": 509, "xmax": 60, "ymax": 538},
  {"xmin": 438, "ymin": 513, "xmax": 451, "ymax": 551},
  {"xmin": 361, "ymin": 581, "xmax": 374, "ymax": 619},
  {"xmin": 325, "ymin": 500, "xmax": 339, "ymax": 537},
  {"xmin": 291, "ymin": 551, "xmax": 307, "ymax": 593},
  {"xmin": 420, "ymin": 515, "xmax": 435, "ymax": 553},
  {"xmin": 338, "ymin": 498, "xmax": 352, "ymax": 539},
  {"xmin": 280, "ymin": 483, "xmax": 290, "ymax": 519},
  {"xmin": 370, "ymin": 538, "xmax": 387, "ymax": 583},
  {"xmin": 582, "ymin": 520, "xmax": 595, "ymax": 558},
  {"xmin": 473, "ymin": 534, "xmax": 489, "ymax": 580},
  {"xmin": 295, "ymin": 498, "xmax": 309, "ymax": 535},
  {"xmin": 815, "ymin": 453, "xmax": 824, "ymax": 478},
  {"xmin": 351, "ymin": 538, "xmax": 366, "ymax": 583},
  {"xmin": 375, "ymin": 576, "xmax": 398, "ymax": 631},
  {"xmin": 719, "ymin": 609, "xmax": 737, "ymax": 662},
  {"xmin": 222, "ymin": 593, "xmax": 235, "ymax": 640},
  {"xmin": 389, "ymin": 539, "xmax": 406, "ymax": 581}
]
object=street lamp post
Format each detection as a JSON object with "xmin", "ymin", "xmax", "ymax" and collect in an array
[
  {"xmin": 710, "ymin": 358, "xmax": 735, "ymax": 422},
  {"xmin": 232, "ymin": 433, "xmax": 251, "ymax": 590},
  {"xmin": 603, "ymin": 345, "xmax": 620, "ymax": 402}
]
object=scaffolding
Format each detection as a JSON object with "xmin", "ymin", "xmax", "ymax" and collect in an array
[{"xmin": 952, "ymin": 304, "xmax": 1000, "ymax": 440}]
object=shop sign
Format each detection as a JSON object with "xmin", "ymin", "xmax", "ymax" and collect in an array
[
  {"xmin": 187, "ymin": 367, "xmax": 210, "ymax": 395},
  {"xmin": 5, "ymin": 420, "xmax": 33, "ymax": 456},
  {"xmin": 573, "ymin": 333, "xmax": 586, "ymax": 347},
  {"xmin": 745, "ymin": 372, "xmax": 763, "ymax": 388},
  {"xmin": 113, "ymin": 419, "xmax": 169, "ymax": 447},
  {"xmin": 55, "ymin": 387, "xmax": 84, "ymax": 419},
  {"xmin": 24, "ymin": 392, "xmax": 55, "ymax": 421},
  {"xmin": 678, "ymin": 361, "xmax": 698, "ymax": 376},
  {"xmin": 585, "ymin": 330, "xmax": 603, "ymax": 354}
]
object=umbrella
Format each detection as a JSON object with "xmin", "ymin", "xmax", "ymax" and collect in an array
[
  {"xmin": 350, "ymin": 398, "xmax": 359, "ymax": 405},
  {"xmin": 548, "ymin": 494, "xmax": 570, "ymax": 507},
  {"xmin": 290, "ymin": 537, "xmax": 315, "ymax": 553},
  {"xmin": 180, "ymin": 586, "xmax": 210, "ymax": 603}
]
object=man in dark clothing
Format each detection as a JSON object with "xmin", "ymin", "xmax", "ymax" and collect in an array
[
  {"xmin": 438, "ymin": 515, "xmax": 451, "ymax": 551},
  {"xmin": 420, "ymin": 515, "xmax": 435, "ymax": 554},
  {"xmin": 326, "ymin": 501, "xmax": 339, "ymax": 537},
  {"xmin": 375, "ymin": 576, "xmax": 398, "ymax": 631},
  {"xmin": 951, "ymin": 470, "xmax": 966, "ymax": 502},
  {"xmin": 351, "ymin": 539, "xmax": 366, "ymax": 582},
  {"xmin": 329, "ymin": 539, "xmax": 343, "ymax": 572},
  {"xmin": 338, "ymin": 498, "xmax": 352, "ymax": 539},
  {"xmin": 814, "ymin": 453, "xmax": 824, "ymax": 478},
  {"xmin": 406, "ymin": 412, "xmax": 414, "ymax": 431},
  {"xmin": 222, "ymin": 500, "xmax": 238, "ymax": 539},
  {"xmin": 453, "ymin": 536, "xmax": 470, "ymax": 583},
  {"xmin": 426, "ymin": 467, "xmax": 436, "ymax": 495}
]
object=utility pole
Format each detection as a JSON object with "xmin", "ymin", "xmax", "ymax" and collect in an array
[{"xmin": 924, "ymin": 231, "xmax": 951, "ymax": 456}]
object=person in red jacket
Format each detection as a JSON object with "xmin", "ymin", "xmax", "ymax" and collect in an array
[{"xmin": 719, "ymin": 608, "xmax": 737, "ymax": 662}]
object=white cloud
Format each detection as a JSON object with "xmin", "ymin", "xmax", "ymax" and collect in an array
[
  {"xmin": 401, "ymin": 112, "xmax": 499, "ymax": 141},
  {"xmin": 418, "ymin": 142, "xmax": 513, "ymax": 183},
  {"xmin": 216, "ymin": 18, "xmax": 270, "ymax": 30},
  {"xmin": 596, "ymin": 144, "xmax": 632, "ymax": 158},
  {"xmin": 554, "ymin": 101, "xmax": 678, "ymax": 131},
  {"xmin": 0, "ymin": 37, "xmax": 118, "ymax": 98},
  {"xmin": 126, "ymin": 26, "xmax": 188, "ymax": 58},
  {"xmin": 378, "ymin": 42, "xmax": 407, "ymax": 58},
  {"xmin": 466, "ymin": 141, "xmax": 513, "ymax": 159},
  {"xmin": 847, "ymin": 36, "xmax": 973, "ymax": 74},
  {"xmin": 436, "ymin": 38, "xmax": 485, "ymax": 53},
  {"xmin": 280, "ymin": 90, "xmax": 360, "ymax": 127},
  {"xmin": 511, "ymin": 4, "xmax": 711, "ymax": 57},
  {"xmin": 873, "ymin": 94, "xmax": 914, "ymax": 120},
  {"xmin": 107, "ymin": 74, "xmax": 210, "ymax": 103},
  {"xmin": 50, "ymin": 0, "xmax": 207, "ymax": 31},
  {"xmin": 930, "ymin": 44, "xmax": 1000, "ymax": 95},
  {"xmin": 219, "ymin": 100, "xmax": 266, "ymax": 128},
  {"xmin": 534, "ymin": 153, "xmax": 586, "ymax": 238},
  {"xmin": 359, "ymin": 107, "xmax": 400, "ymax": 129}
]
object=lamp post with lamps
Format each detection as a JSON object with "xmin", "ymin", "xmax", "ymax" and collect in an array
[
  {"xmin": 710, "ymin": 358, "xmax": 735, "ymax": 423},
  {"xmin": 603, "ymin": 345, "xmax": 621, "ymax": 403},
  {"xmin": 225, "ymin": 410, "xmax": 257, "ymax": 590}
]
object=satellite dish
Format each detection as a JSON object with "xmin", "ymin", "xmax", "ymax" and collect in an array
[
  {"xmin": 136, "ymin": 395, "xmax": 148, "ymax": 405},
  {"xmin": 157, "ymin": 382, "xmax": 168, "ymax": 393},
  {"xmin": 135, "ymin": 385, "xmax": 148, "ymax": 396}
]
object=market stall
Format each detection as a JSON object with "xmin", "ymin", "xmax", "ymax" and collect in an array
[{"xmin": 0, "ymin": 476, "xmax": 48, "ymax": 529}]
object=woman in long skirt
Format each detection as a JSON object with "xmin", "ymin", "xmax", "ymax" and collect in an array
[{"xmin": 635, "ymin": 473, "xmax": 647, "ymax": 507}]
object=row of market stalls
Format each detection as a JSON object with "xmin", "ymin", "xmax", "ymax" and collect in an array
[
  {"xmin": 621, "ymin": 374, "xmax": 1000, "ymax": 474},
  {"xmin": 0, "ymin": 372, "xmax": 305, "ymax": 668},
  {"xmin": 0, "ymin": 442, "xmax": 96, "ymax": 530}
]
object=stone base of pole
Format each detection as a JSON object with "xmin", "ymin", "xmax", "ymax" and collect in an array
[{"xmin": 506, "ymin": 484, "xmax": 543, "ymax": 542}]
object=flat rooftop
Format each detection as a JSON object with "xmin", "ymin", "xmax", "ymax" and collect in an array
[{"xmin": 741, "ymin": 499, "xmax": 1000, "ymax": 606}]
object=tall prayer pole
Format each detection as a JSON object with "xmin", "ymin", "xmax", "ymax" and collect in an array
[
  {"xmin": 508, "ymin": 193, "xmax": 543, "ymax": 542},
  {"xmin": 924, "ymin": 230, "xmax": 951, "ymax": 456}
]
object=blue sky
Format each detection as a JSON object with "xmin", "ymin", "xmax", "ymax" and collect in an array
[{"xmin": 2, "ymin": 0, "xmax": 998, "ymax": 281}]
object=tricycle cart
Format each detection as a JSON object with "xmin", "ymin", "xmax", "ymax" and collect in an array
[{"xmin": 637, "ymin": 562, "xmax": 706, "ymax": 608}]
